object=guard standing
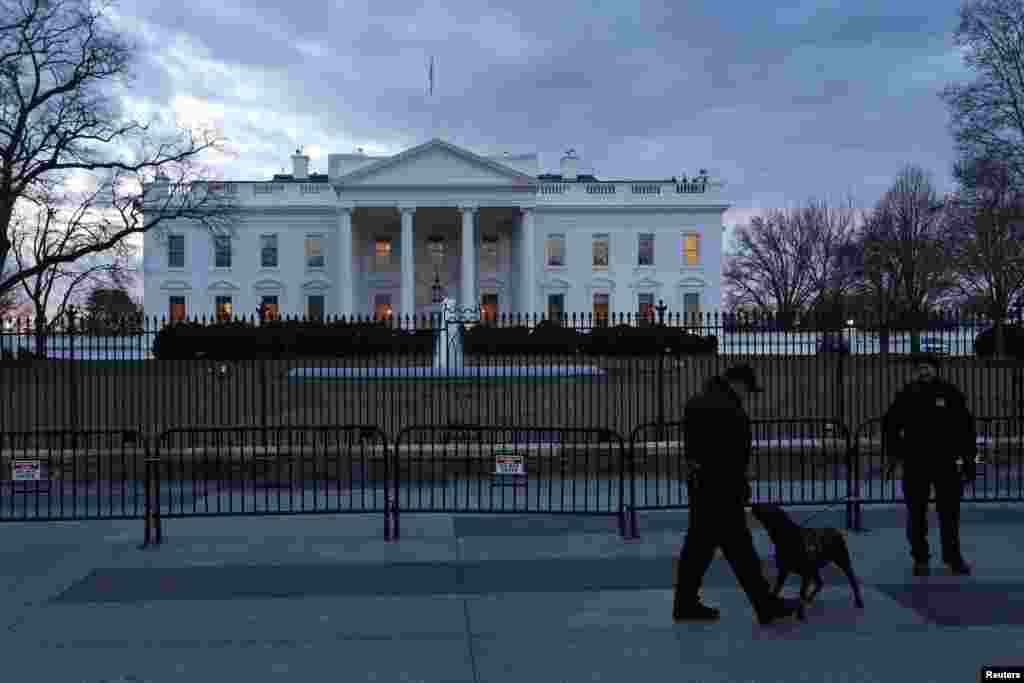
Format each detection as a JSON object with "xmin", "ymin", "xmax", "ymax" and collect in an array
[
  {"xmin": 883, "ymin": 353, "xmax": 976, "ymax": 576},
  {"xmin": 673, "ymin": 364, "xmax": 803, "ymax": 625}
]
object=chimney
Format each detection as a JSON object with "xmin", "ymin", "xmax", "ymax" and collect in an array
[
  {"xmin": 146, "ymin": 169, "xmax": 170, "ymax": 203},
  {"xmin": 560, "ymin": 148, "xmax": 578, "ymax": 180},
  {"xmin": 291, "ymin": 147, "xmax": 310, "ymax": 179}
]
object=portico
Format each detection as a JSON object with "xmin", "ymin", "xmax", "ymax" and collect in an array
[{"xmin": 332, "ymin": 139, "xmax": 540, "ymax": 320}]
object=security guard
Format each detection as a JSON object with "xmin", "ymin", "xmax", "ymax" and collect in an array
[
  {"xmin": 673, "ymin": 364, "xmax": 803, "ymax": 625},
  {"xmin": 883, "ymin": 352, "xmax": 976, "ymax": 576}
]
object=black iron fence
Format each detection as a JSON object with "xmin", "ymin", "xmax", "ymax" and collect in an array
[
  {"xmin": 2, "ymin": 310, "xmax": 1022, "ymax": 443},
  {"xmin": 3, "ymin": 417, "xmax": 1022, "ymax": 546}
]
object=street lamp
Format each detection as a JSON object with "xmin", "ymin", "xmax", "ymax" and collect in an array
[{"xmin": 431, "ymin": 271, "xmax": 444, "ymax": 305}]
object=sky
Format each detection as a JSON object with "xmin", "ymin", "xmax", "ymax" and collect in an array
[{"xmin": 95, "ymin": 0, "xmax": 976, "ymax": 306}]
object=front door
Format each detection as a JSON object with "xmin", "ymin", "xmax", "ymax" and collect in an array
[{"xmin": 481, "ymin": 293, "xmax": 498, "ymax": 321}]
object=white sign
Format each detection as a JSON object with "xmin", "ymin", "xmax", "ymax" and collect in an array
[
  {"xmin": 494, "ymin": 453, "xmax": 525, "ymax": 476},
  {"xmin": 13, "ymin": 460, "xmax": 41, "ymax": 482}
]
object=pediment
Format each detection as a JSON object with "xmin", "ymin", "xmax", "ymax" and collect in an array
[
  {"xmin": 208, "ymin": 279, "xmax": 240, "ymax": 291},
  {"xmin": 252, "ymin": 278, "xmax": 284, "ymax": 291},
  {"xmin": 337, "ymin": 139, "xmax": 535, "ymax": 187},
  {"xmin": 301, "ymin": 279, "xmax": 332, "ymax": 292},
  {"xmin": 542, "ymin": 277, "xmax": 572, "ymax": 291},
  {"xmin": 587, "ymin": 276, "xmax": 617, "ymax": 291},
  {"xmin": 629, "ymin": 277, "xmax": 663, "ymax": 290},
  {"xmin": 159, "ymin": 279, "xmax": 192, "ymax": 291}
]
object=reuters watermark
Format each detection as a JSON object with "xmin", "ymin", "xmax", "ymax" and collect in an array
[{"xmin": 982, "ymin": 667, "xmax": 1024, "ymax": 681}]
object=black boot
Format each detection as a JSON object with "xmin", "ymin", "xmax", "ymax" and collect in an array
[
  {"xmin": 946, "ymin": 558, "xmax": 971, "ymax": 575},
  {"xmin": 913, "ymin": 561, "xmax": 930, "ymax": 576},
  {"xmin": 757, "ymin": 597, "xmax": 804, "ymax": 625},
  {"xmin": 673, "ymin": 601, "xmax": 721, "ymax": 621}
]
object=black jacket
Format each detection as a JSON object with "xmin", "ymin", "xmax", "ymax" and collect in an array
[
  {"xmin": 882, "ymin": 377, "xmax": 976, "ymax": 468},
  {"xmin": 683, "ymin": 375, "xmax": 753, "ymax": 496}
]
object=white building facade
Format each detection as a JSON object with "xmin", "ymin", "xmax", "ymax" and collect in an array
[{"xmin": 143, "ymin": 138, "xmax": 728, "ymax": 323}]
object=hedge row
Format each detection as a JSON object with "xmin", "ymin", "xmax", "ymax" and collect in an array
[{"xmin": 150, "ymin": 319, "xmax": 719, "ymax": 360}]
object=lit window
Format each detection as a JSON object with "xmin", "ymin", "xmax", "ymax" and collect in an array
[
  {"xmin": 260, "ymin": 295, "xmax": 279, "ymax": 321},
  {"xmin": 638, "ymin": 293, "xmax": 655, "ymax": 322},
  {"xmin": 593, "ymin": 234, "xmax": 609, "ymax": 268},
  {"xmin": 375, "ymin": 238, "xmax": 392, "ymax": 269},
  {"xmin": 306, "ymin": 236, "xmax": 324, "ymax": 268},
  {"xmin": 374, "ymin": 293, "xmax": 392, "ymax": 319},
  {"xmin": 167, "ymin": 235, "xmax": 185, "ymax": 268},
  {"xmin": 261, "ymin": 235, "xmax": 278, "ymax": 268},
  {"xmin": 169, "ymin": 296, "xmax": 186, "ymax": 322},
  {"xmin": 593, "ymin": 292, "xmax": 610, "ymax": 327},
  {"xmin": 683, "ymin": 233, "xmax": 700, "ymax": 266},
  {"xmin": 638, "ymin": 234, "xmax": 654, "ymax": 266},
  {"xmin": 546, "ymin": 234, "xmax": 565, "ymax": 266},
  {"xmin": 481, "ymin": 293, "xmax": 498, "ymax": 321},
  {"xmin": 215, "ymin": 296, "xmax": 232, "ymax": 322}
]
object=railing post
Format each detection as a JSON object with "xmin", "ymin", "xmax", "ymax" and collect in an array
[
  {"xmin": 656, "ymin": 300, "xmax": 668, "ymax": 441},
  {"xmin": 845, "ymin": 423, "xmax": 863, "ymax": 532},
  {"xmin": 139, "ymin": 431, "xmax": 163, "ymax": 548}
]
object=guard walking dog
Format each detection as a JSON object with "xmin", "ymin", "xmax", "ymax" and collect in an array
[{"xmin": 751, "ymin": 503, "xmax": 865, "ymax": 609}]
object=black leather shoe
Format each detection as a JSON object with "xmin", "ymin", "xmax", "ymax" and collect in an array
[
  {"xmin": 673, "ymin": 602, "xmax": 720, "ymax": 621},
  {"xmin": 912, "ymin": 562, "xmax": 930, "ymax": 576},
  {"xmin": 757, "ymin": 598, "xmax": 804, "ymax": 625},
  {"xmin": 946, "ymin": 559, "xmax": 971, "ymax": 575}
]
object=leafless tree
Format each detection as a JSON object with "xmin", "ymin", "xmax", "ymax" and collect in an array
[
  {"xmin": 9, "ymin": 197, "xmax": 135, "ymax": 353},
  {"xmin": 940, "ymin": 0, "xmax": 1024, "ymax": 185},
  {"xmin": 723, "ymin": 197, "xmax": 860, "ymax": 328},
  {"xmin": 851, "ymin": 165, "xmax": 958, "ymax": 353},
  {"xmin": 0, "ymin": 0, "xmax": 239, "ymax": 301},
  {"xmin": 945, "ymin": 152, "xmax": 1024, "ymax": 354}
]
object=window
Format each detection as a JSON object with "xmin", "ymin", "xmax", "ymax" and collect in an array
[
  {"xmin": 169, "ymin": 296, "xmax": 186, "ymax": 322},
  {"xmin": 593, "ymin": 293, "xmax": 610, "ymax": 327},
  {"xmin": 261, "ymin": 234, "xmax": 278, "ymax": 268},
  {"xmin": 481, "ymin": 293, "xmax": 498, "ymax": 321},
  {"xmin": 306, "ymin": 235, "xmax": 324, "ymax": 268},
  {"xmin": 546, "ymin": 234, "xmax": 565, "ymax": 266},
  {"xmin": 260, "ymin": 295, "xmax": 279, "ymax": 321},
  {"xmin": 375, "ymin": 238, "xmax": 392, "ymax": 269},
  {"xmin": 215, "ymin": 295, "xmax": 232, "ymax": 322},
  {"xmin": 638, "ymin": 233, "xmax": 654, "ymax": 266},
  {"xmin": 481, "ymin": 234, "xmax": 499, "ymax": 272},
  {"xmin": 307, "ymin": 294, "xmax": 325, "ymax": 320},
  {"xmin": 547, "ymin": 294, "xmax": 565, "ymax": 322},
  {"xmin": 428, "ymin": 236, "xmax": 445, "ymax": 268},
  {"xmin": 593, "ymin": 234, "xmax": 609, "ymax": 268},
  {"xmin": 684, "ymin": 292, "xmax": 701, "ymax": 321},
  {"xmin": 167, "ymin": 235, "xmax": 185, "ymax": 268},
  {"xmin": 638, "ymin": 293, "xmax": 655, "ymax": 322},
  {"xmin": 214, "ymin": 235, "xmax": 232, "ymax": 268},
  {"xmin": 683, "ymin": 233, "xmax": 700, "ymax": 266},
  {"xmin": 374, "ymin": 293, "xmax": 392, "ymax": 319}
]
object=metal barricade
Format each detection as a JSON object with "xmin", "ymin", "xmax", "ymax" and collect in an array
[
  {"xmin": 390, "ymin": 424, "xmax": 628, "ymax": 540},
  {"xmin": 0, "ymin": 428, "xmax": 145, "ymax": 522},
  {"xmin": 627, "ymin": 418, "xmax": 855, "ymax": 536},
  {"xmin": 141, "ymin": 424, "xmax": 392, "ymax": 546}
]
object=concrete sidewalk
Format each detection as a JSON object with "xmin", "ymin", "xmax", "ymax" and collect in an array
[{"xmin": 1, "ymin": 502, "xmax": 1022, "ymax": 682}]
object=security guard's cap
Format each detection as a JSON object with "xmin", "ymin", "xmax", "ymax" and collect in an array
[{"xmin": 724, "ymin": 363, "xmax": 764, "ymax": 393}]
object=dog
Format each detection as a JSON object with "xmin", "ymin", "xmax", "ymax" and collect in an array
[{"xmin": 751, "ymin": 503, "xmax": 865, "ymax": 609}]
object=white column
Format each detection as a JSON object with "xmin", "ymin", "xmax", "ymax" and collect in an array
[
  {"xmin": 461, "ymin": 206, "xmax": 477, "ymax": 311},
  {"xmin": 520, "ymin": 207, "xmax": 537, "ymax": 318},
  {"xmin": 400, "ymin": 207, "xmax": 416, "ymax": 322},
  {"xmin": 337, "ymin": 207, "xmax": 354, "ymax": 318}
]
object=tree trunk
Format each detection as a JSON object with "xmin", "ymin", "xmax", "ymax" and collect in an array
[{"xmin": 34, "ymin": 310, "xmax": 46, "ymax": 357}]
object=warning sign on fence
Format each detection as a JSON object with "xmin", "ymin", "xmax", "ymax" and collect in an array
[
  {"xmin": 12, "ymin": 460, "xmax": 42, "ymax": 482},
  {"xmin": 493, "ymin": 449, "xmax": 526, "ymax": 487}
]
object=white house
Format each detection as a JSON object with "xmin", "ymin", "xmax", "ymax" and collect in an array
[{"xmin": 142, "ymin": 138, "xmax": 728, "ymax": 323}]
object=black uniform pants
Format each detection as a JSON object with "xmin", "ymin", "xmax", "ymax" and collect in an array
[
  {"xmin": 902, "ymin": 463, "xmax": 963, "ymax": 563},
  {"xmin": 674, "ymin": 480, "xmax": 775, "ymax": 616}
]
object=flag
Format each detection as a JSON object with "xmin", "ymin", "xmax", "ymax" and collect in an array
[{"xmin": 428, "ymin": 56, "xmax": 434, "ymax": 96}]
